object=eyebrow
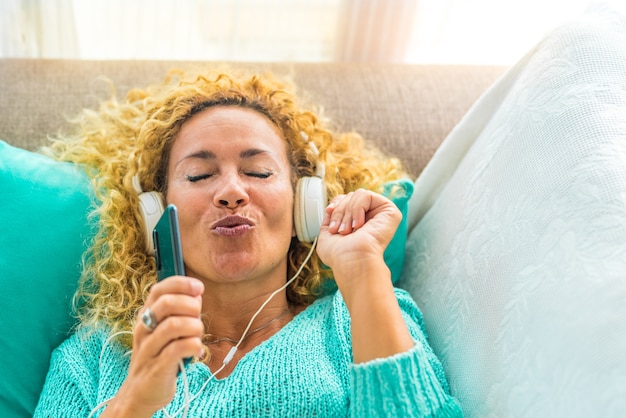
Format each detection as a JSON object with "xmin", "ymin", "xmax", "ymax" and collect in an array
[
  {"xmin": 183, "ymin": 150, "xmax": 215, "ymax": 162},
  {"xmin": 239, "ymin": 148, "xmax": 267, "ymax": 159},
  {"xmin": 176, "ymin": 148, "xmax": 269, "ymax": 166}
]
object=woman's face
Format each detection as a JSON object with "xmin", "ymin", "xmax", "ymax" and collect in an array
[{"xmin": 165, "ymin": 106, "xmax": 295, "ymax": 287}]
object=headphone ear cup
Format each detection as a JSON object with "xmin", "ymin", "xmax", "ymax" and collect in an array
[
  {"xmin": 294, "ymin": 176, "xmax": 327, "ymax": 243},
  {"xmin": 137, "ymin": 191, "xmax": 165, "ymax": 253}
]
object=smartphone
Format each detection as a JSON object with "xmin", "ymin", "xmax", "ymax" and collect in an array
[
  {"xmin": 153, "ymin": 204, "xmax": 185, "ymax": 281},
  {"xmin": 153, "ymin": 205, "xmax": 191, "ymax": 367}
]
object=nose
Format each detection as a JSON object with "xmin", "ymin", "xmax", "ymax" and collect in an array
[{"xmin": 213, "ymin": 172, "xmax": 249, "ymax": 209}]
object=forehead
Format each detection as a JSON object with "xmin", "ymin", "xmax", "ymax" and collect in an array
[{"xmin": 174, "ymin": 106, "xmax": 285, "ymax": 151}]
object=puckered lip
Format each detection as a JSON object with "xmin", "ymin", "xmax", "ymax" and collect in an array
[{"xmin": 211, "ymin": 215, "xmax": 255, "ymax": 229}]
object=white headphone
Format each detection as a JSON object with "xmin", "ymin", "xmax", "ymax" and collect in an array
[
  {"xmin": 134, "ymin": 137, "xmax": 327, "ymax": 253},
  {"xmin": 293, "ymin": 138, "xmax": 327, "ymax": 243}
]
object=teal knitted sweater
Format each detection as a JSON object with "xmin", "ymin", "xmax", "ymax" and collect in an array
[{"xmin": 35, "ymin": 289, "xmax": 463, "ymax": 417}]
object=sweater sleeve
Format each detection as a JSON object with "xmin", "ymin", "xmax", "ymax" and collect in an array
[
  {"xmin": 34, "ymin": 354, "xmax": 93, "ymax": 417},
  {"xmin": 34, "ymin": 331, "xmax": 108, "ymax": 418},
  {"xmin": 348, "ymin": 289, "xmax": 463, "ymax": 417}
]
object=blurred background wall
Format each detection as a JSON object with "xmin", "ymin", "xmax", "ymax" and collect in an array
[{"xmin": 0, "ymin": 0, "xmax": 610, "ymax": 65}]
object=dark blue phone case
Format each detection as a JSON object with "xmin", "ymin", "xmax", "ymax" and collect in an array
[
  {"xmin": 153, "ymin": 204, "xmax": 185, "ymax": 281},
  {"xmin": 152, "ymin": 204, "xmax": 191, "ymax": 367}
]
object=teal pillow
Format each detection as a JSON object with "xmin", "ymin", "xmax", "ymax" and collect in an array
[
  {"xmin": 0, "ymin": 140, "xmax": 94, "ymax": 418},
  {"xmin": 382, "ymin": 179, "xmax": 413, "ymax": 283}
]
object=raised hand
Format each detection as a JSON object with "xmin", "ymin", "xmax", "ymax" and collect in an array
[
  {"xmin": 316, "ymin": 189, "xmax": 413, "ymax": 363},
  {"xmin": 316, "ymin": 189, "xmax": 401, "ymax": 290}
]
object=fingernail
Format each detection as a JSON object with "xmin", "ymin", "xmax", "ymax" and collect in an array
[
  {"xmin": 338, "ymin": 223, "xmax": 346, "ymax": 232},
  {"xmin": 329, "ymin": 220, "xmax": 337, "ymax": 230}
]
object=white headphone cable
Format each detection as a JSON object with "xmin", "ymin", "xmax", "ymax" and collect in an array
[{"xmin": 172, "ymin": 236, "xmax": 318, "ymax": 417}]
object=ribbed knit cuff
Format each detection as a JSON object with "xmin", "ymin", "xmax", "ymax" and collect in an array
[{"xmin": 349, "ymin": 343, "xmax": 463, "ymax": 417}]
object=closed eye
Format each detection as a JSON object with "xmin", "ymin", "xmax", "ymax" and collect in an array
[
  {"xmin": 187, "ymin": 172, "xmax": 271, "ymax": 182},
  {"xmin": 247, "ymin": 172, "xmax": 272, "ymax": 179},
  {"xmin": 187, "ymin": 173, "xmax": 212, "ymax": 182}
]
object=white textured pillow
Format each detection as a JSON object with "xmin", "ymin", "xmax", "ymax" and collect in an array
[{"xmin": 398, "ymin": 6, "xmax": 626, "ymax": 418}]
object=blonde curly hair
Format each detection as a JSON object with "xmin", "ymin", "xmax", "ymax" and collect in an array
[{"xmin": 44, "ymin": 68, "xmax": 409, "ymax": 345}]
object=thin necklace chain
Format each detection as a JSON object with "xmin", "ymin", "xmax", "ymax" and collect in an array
[{"xmin": 203, "ymin": 308, "xmax": 291, "ymax": 345}]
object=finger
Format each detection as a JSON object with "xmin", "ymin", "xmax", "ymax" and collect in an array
[
  {"xmin": 324, "ymin": 194, "xmax": 346, "ymax": 214},
  {"xmin": 329, "ymin": 190, "xmax": 371, "ymax": 234},
  {"xmin": 339, "ymin": 192, "xmax": 368, "ymax": 234},
  {"xmin": 327, "ymin": 192, "xmax": 353, "ymax": 233},
  {"xmin": 136, "ymin": 315, "xmax": 204, "ymax": 363},
  {"xmin": 160, "ymin": 334, "xmax": 205, "ymax": 364},
  {"xmin": 322, "ymin": 195, "xmax": 342, "ymax": 228},
  {"xmin": 137, "ymin": 294, "xmax": 202, "ymax": 334},
  {"xmin": 145, "ymin": 276, "xmax": 204, "ymax": 306},
  {"xmin": 147, "ymin": 335, "xmax": 205, "ymax": 377},
  {"xmin": 155, "ymin": 315, "xmax": 204, "ymax": 351},
  {"xmin": 345, "ymin": 189, "xmax": 370, "ymax": 231}
]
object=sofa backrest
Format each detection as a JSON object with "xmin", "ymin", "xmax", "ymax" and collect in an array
[{"xmin": 0, "ymin": 59, "xmax": 505, "ymax": 177}]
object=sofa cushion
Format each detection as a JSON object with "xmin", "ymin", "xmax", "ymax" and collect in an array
[
  {"xmin": 0, "ymin": 140, "xmax": 94, "ymax": 418},
  {"xmin": 399, "ymin": 8, "xmax": 626, "ymax": 417}
]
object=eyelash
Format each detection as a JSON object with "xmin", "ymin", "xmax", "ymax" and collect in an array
[
  {"xmin": 248, "ymin": 172, "xmax": 272, "ymax": 179},
  {"xmin": 186, "ymin": 172, "xmax": 272, "ymax": 183},
  {"xmin": 186, "ymin": 174, "xmax": 212, "ymax": 183}
]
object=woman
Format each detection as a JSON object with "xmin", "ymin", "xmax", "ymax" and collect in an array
[{"xmin": 34, "ymin": 69, "xmax": 462, "ymax": 417}]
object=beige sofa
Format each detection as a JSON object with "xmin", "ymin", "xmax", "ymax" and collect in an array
[
  {"xmin": 0, "ymin": 58, "xmax": 507, "ymax": 417},
  {"xmin": 0, "ymin": 59, "xmax": 506, "ymax": 177}
]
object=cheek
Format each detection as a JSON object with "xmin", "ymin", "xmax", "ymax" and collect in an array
[
  {"xmin": 164, "ymin": 189, "xmax": 204, "ymax": 236},
  {"xmin": 165, "ymin": 177, "xmax": 204, "ymax": 208},
  {"xmin": 259, "ymin": 184, "xmax": 295, "ymax": 226}
]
